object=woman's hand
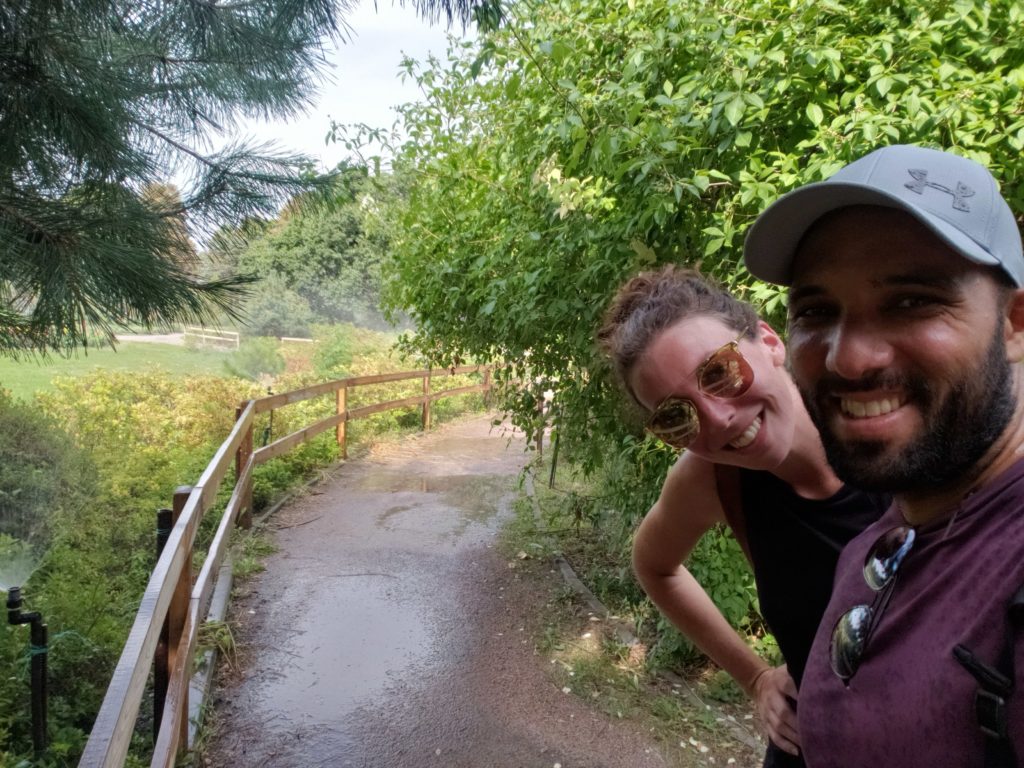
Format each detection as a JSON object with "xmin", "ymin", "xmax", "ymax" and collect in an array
[{"xmin": 751, "ymin": 664, "xmax": 800, "ymax": 756}]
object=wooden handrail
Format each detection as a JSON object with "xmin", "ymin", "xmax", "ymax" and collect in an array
[{"xmin": 78, "ymin": 365, "xmax": 493, "ymax": 767}]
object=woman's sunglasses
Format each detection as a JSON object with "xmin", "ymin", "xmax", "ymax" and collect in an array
[
  {"xmin": 644, "ymin": 334, "xmax": 755, "ymax": 450},
  {"xmin": 829, "ymin": 525, "xmax": 916, "ymax": 683}
]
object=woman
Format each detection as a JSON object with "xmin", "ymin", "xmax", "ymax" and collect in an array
[{"xmin": 597, "ymin": 266, "xmax": 889, "ymax": 767}]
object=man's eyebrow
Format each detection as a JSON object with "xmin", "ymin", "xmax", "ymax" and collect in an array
[
  {"xmin": 788, "ymin": 272, "xmax": 960, "ymax": 304},
  {"xmin": 788, "ymin": 285, "xmax": 824, "ymax": 305},
  {"xmin": 879, "ymin": 273, "xmax": 959, "ymax": 290}
]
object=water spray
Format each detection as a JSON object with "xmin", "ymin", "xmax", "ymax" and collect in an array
[{"xmin": 6, "ymin": 586, "xmax": 48, "ymax": 756}]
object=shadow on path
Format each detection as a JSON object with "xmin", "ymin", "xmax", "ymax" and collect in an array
[{"xmin": 203, "ymin": 416, "xmax": 671, "ymax": 768}]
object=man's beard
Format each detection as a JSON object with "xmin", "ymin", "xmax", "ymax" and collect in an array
[{"xmin": 799, "ymin": 325, "xmax": 1016, "ymax": 494}]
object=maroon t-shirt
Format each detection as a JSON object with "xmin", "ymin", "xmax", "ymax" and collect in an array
[{"xmin": 799, "ymin": 457, "xmax": 1024, "ymax": 768}]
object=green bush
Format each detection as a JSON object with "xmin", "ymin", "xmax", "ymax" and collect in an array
[
  {"xmin": 311, "ymin": 322, "xmax": 398, "ymax": 378},
  {"xmin": 0, "ymin": 391, "xmax": 96, "ymax": 765},
  {"xmin": 224, "ymin": 337, "xmax": 287, "ymax": 382}
]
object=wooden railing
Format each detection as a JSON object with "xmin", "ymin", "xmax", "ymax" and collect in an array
[
  {"xmin": 78, "ymin": 365, "xmax": 492, "ymax": 767},
  {"xmin": 182, "ymin": 326, "xmax": 240, "ymax": 350}
]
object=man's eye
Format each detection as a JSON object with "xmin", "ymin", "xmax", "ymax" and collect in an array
[
  {"xmin": 891, "ymin": 295, "xmax": 941, "ymax": 311},
  {"xmin": 789, "ymin": 304, "xmax": 834, "ymax": 322}
]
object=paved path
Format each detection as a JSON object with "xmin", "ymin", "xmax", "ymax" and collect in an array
[{"xmin": 203, "ymin": 416, "xmax": 673, "ymax": 768}]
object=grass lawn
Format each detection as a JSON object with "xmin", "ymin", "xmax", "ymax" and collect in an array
[{"xmin": 0, "ymin": 342, "xmax": 233, "ymax": 400}]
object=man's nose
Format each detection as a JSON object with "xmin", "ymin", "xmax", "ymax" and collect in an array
[{"xmin": 825, "ymin": 323, "xmax": 895, "ymax": 380}]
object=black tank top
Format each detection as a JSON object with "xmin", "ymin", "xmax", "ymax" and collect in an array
[{"xmin": 738, "ymin": 469, "xmax": 890, "ymax": 687}]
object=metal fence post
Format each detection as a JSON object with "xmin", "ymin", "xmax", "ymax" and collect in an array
[
  {"xmin": 168, "ymin": 486, "xmax": 192, "ymax": 754},
  {"xmin": 153, "ymin": 508, "xmax": 173, "ymax": 742}
]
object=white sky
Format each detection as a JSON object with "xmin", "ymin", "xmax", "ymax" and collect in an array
[{"xmin": 239, "ymin": 1, "xmax": 472, "ymax": 171}]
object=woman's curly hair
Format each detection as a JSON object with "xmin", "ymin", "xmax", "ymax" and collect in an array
[{"xmin": 597, "ymin": 265, "xmax": 759, "ymax": 402}]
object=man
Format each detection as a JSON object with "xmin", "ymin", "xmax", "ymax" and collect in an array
[{"xmin": 743, "ymin": 144, "xmax": 1024, "ymax": 768}]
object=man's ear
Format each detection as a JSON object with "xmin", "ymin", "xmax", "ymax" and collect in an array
[
  {"xmin": 1004, "ymin": 289, "xmax": 1024, "ymax": 363},
  {"xmin": 757, "ymin": 319, "xmax": 787, "ymax": 367}
]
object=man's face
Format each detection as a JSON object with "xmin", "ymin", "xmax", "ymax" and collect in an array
[{"xmin": 786, "ymin": 206, "xmax": 1015, "ymax": 493}]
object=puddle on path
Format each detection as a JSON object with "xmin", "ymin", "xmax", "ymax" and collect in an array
[
  {"xmin": 366, "ymin": 473, "xmax": 514, "ymax": 543},
  {"xmin": 248, "ymin": 572, "xmax": 431, "ymax": 728}
]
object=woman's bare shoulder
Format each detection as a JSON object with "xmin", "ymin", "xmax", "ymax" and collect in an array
[{"xmin": 655, "ymin": 452, "xmax": 726, "ymax": 528}]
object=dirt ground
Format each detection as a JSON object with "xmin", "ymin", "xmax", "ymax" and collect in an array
[{"xmin": 199, "ymin": 416, "xmax": 760, "ymax": 768}]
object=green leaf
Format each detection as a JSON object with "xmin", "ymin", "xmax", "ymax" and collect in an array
[
  {"xmin": 704, "ymin": 238, "xmax": 725, "ymax": 255},
  {"xmin": 724, "ymin": 95, "xmax": 746, "ymax": 126},
  {"xmin": 806, "ymin": 102, "xmax": 824, "ymax": 126}
]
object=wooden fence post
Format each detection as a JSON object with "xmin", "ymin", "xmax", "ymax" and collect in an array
[
  {"xmin": 483, "ymin": 367, "xmax": 492, "ymax": 407},
  {"xmin": 235, "ymin": 405, "xmax": 253, "ymax": 529},
  {"xmin": 169, "ymin": 486, "xmax": 192, "ymax": 755},
  {"xmin": 421, "ymin": 370, "xmax": 432, "ymax": 431},
  {"xmin": 336, "ymin": 386, "xmax": 348, "ymax": 460}
]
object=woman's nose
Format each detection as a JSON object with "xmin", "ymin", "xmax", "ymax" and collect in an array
[{"xmin": 697, "ymin": 395, "xmax": 736, "ymax": 437}]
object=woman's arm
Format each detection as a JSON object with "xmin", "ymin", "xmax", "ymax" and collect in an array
[{"xmin": 632, "ymin": 453, "xmax": 800, "ymax": 755}]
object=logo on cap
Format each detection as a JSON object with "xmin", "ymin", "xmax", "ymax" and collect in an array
[{"xmin": 904, "ymin": 169, "xmax": 974, "ymax": 212}]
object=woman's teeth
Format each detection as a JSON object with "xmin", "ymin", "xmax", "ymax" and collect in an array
[
  {"xmin": 840, "ymin": 397, "xmax": 901, "ymax": 419},
  {"xmin": 730, "ymin": 416, "xmax": 761, "ymax": 449}
]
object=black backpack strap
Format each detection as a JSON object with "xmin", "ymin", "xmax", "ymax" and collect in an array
[{"xmin": 954, "ymin": 581, "xmax": 1024, "ymax": 768}]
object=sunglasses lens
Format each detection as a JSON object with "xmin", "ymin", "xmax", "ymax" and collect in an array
[
  {"xmin": 863, "ymin": 526, "xmax": 916, "ymax": 591},
  {"xmin": 830, "ymin": 604, "xmax": 873, "ymax": 681},
  {"xmin": 700, "ymin": 345, "xmax": 754, "ymax": 398},
  {"xmin": 648, "ymin": 399, "xmax": 699, "ymax": 449}
]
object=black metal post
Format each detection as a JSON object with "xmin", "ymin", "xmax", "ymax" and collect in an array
[
  {"xmin": 263, "ymin": 388, "xmax": 274, "ymax": 446},
  {"xmin": 154, "ymin": 507, "xmax": 173, "ymax": 741},
  {"xmin": 30, "ymin": 618, "xmax": 47, "ymax": 756},
  {"xmin": 7, "ymin": 586, "xmax": 47, "ymax": 756},
  {"xmin": 548, "ymin": 427, "xmax": 561, "ymax": 489}
]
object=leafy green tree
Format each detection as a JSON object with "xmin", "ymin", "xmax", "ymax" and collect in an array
[
  {"xmin": 382, "ymin": 0, "xmax": 1024, "ymax": 458},
  {"xmin": 240, "ymin": 275, "xmax": 316, "ymax": 338},
  {"xmin": 224, "ymin": 169, "xmax": 395, "ymax": 331},
  {"xmin": 366, "ymin": 0, "xmax": 1024, "ymax": 643},
  {"xmin": 0, "ymin": 0, "xmax": 491, "ymax": 356}
]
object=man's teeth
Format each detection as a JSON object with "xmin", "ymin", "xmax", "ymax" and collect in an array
[
  {"xmin": 730, "ymin": 416, "xmax": 761, "ymax": 449},
  {"xmin": 840, "ymin": 397, "xmax": 901, "ymax": 418}
]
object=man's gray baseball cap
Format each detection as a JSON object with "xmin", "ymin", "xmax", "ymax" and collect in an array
[{"xmin": 743, "ymin": 144, "xmax": 1024, "ymax": 287}]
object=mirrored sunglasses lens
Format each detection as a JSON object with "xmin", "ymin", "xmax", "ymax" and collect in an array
[
  {"xmin": 700, "ymin": 347, "xmax": 754, "ymax": 398},
  {"xmin": 830, "ymin": 604, "xmax": 873, "ymax": 681},
  {"xmin": 863, "ymin": 526, "xmax": 916, "ymax": 591},
  {"xmin": 649, "ymin": 400, "xmax": 699, "ymax": 449}
]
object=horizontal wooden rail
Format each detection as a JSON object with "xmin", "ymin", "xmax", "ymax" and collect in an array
[
  {"xmin": 252, "ymin": 365, "xmax": 484, "ymax": 414},
  {"xmin": 253, "ymin": 412, "xmax": 345, "ymax": 465},
  {"xmin": 79, "ymin": 365, "xmax": 494, "ymax": 767},
  {"xmin": 182, "ymin": 327, "xmax": 240, "ymax": 350}
]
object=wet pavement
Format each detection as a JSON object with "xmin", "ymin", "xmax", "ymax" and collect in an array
[{"xmin": 204, "ymin": 416, "xmax": 671, "ymax": 768}]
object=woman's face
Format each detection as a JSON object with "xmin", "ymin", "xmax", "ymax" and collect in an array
[{"xmin": 628, "ymin": 314, "xmax": 796, "ymax": 469}]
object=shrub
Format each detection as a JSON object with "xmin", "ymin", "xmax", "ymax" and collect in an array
[
  {"xmin": 0, "ymin": 391, "xmax": 95, "ymax": 764},
  {"xmin": 241, "ymin": 275, "xmax": 314, "ymax": 338},
  {"xmin": 224, "ymin": 338, "xmax": 287, "ymax": 383}
]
